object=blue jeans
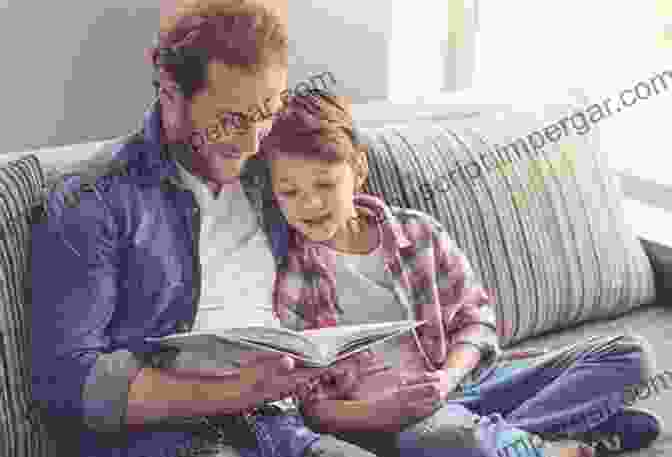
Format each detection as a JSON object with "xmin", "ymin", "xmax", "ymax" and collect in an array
[
  {"xmin": 188, "ymin": 411, "xmax": 378, "ymax": 457},
  {"xmin": 336, "ymin": 333, "xmax": 655, "ymax": 457}
]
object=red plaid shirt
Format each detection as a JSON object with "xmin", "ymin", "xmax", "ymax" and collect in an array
[{"xmin": 273, "ymin": 193, "xmax": 500, "ymax": 379}]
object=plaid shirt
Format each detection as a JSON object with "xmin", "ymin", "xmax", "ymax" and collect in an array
[{"xmin": 273, "ymin": 193, "xmax": 500, "ymax": 380}]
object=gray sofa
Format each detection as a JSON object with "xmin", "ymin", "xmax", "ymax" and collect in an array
[{"xmin": 1, "ymin": 93, "xmax": 670, "ymax": 457}]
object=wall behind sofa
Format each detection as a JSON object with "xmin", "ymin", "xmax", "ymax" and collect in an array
[
  {"xmin": 0, "ymin": 2, "xmax": 158, "ymax": 154},
  {"xmin": 287, "ymin": 1, "xmax": 391, "ymax": 104},
  {"xmin": 0, "ymin": 1, "xmax": 400, "ymax": 155}
]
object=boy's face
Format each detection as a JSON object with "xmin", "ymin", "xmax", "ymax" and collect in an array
[
  {"xmin": 187, "ymin": 61, "xmax": 287, "ymax": 183},
  {"xmin": 270, "ymin": 155, "xmax": 360, "ymax": 242}
]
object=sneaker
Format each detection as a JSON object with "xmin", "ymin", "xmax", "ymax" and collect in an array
[
  {"xmin": 540, "ymin": 438, "xmax": 595, "ymax": 457},
  {"xmin": 579, "ymin": 407, "xmax": 662, "ymax": 456}
]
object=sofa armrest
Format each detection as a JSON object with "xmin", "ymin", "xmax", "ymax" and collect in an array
[
  {"xmin": 621, "ymin": 198, "xmax": 672, "ymax": 306},
  {"xmin": 639, "ymin": 237, "xmax": 672, "ymax": 307}
]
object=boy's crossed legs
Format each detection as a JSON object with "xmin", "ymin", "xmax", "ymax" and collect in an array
[{"xmin": 332, "ymin": 333, "xmax": 657, "ymax": 457}]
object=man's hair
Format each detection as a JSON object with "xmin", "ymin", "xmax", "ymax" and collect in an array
[
  {"xmin": 260, "ymin": 90, "xmax": 369, "ymax": 184},
  {"xmin": 154, "ymin": 1, "xmax": 288, "ymax": 98}
]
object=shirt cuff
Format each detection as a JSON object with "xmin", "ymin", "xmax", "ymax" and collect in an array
[
  {"xmin": 82, "ymin": 349, "xmax": 144, "ymax": 433},
  {"xmin": 453, "ymin": 326, "xmax": 501, "ymax": 385}
]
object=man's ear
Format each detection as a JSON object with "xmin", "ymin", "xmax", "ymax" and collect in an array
[
  {"xmin": 353, "ymin": 148, "xmax": 369, "ymax": 191},
  {"xmin": 157, "ymin": 74, "xmax": 193, "ymax": 143}
]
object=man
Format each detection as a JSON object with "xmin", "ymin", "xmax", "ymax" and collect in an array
[{"xmin": 29, "ymin": 1, "xmax": 379, "ymax": 456}]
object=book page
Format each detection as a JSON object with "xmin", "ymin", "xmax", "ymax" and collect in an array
[
  {"xmin": 146, "ymin": 320, "xmax": 425, "ymax": 366},
  {"xmin": 149, "ymin": 326, "xmax": 316, "ymax": 359},
  {"xmin": 301, "ymin": 320, "xmax": 426, "ymax": 362}
]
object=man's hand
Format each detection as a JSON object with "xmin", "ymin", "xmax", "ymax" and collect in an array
[
  {"xmin": 235, "ymin": 351, "xmax": 326, "ymax": 404},
  {"xmin": 300, "ymin": 350, "xmax": 391, "ymax": 403}
]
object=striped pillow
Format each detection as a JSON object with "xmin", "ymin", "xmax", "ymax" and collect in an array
[
  {"xmin": 0, "ymin": 154, "xmax": 56, "ymax": 457},
  {"xmin": 359, "ymin": 102, "xmax": 656, "ymax": 347}
]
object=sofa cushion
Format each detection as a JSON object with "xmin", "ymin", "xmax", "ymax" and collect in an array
[
  {"xmin": 0, "ymin": 154, "xmax": 56, "ymax": 457},
  {"xmin": 359, "ymin": 97, "xmax": 656, "ymax": 347}
]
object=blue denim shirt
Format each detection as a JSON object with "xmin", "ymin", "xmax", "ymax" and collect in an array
[{"xmin": 29, "ymin": 101, "xmax": 292, "ymax": 457}]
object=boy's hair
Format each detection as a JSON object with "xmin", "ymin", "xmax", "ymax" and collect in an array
[
  {"xmin": 260, "ymin": 91, "xmax": 369, "ymax": 184},
  {"xmin": 153, "ymin": 0, "xmax": 288, "ymax": 98}
]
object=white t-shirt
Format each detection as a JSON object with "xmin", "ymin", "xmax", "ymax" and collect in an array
[{"xmin": 170, "ymin": 163, "xmax": 281, "ymax": 373}]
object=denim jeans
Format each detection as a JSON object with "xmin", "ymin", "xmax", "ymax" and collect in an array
[
  {"xmin": 187, "ymin": 411, "xmax": 378, "ymax": 457},
  {"xmin": 337, "ymin": 333, "xmax": 654, "ymax": 457}
]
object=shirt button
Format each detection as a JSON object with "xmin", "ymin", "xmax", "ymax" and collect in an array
[
  {"xmin": 150, "ymin": 353, "xmax": 164, "ymax": 368},
  {"xmin": 176, "ymin": 321, "xmax": 190, "ymax": 333}
]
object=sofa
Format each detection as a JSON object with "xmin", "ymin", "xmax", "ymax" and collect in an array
[{"xmin": 1, "ymin": 91, "xmax": 671, "ymax": 457}]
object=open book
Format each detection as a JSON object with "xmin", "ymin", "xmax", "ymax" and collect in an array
[{"xmin": 146, "ymin": 320, "xmax": 426, "ymax": 368}]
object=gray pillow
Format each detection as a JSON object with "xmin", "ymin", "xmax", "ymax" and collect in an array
[{"xmin": 359, "ymin": 100, "xmax": 656, "ymax": 347}]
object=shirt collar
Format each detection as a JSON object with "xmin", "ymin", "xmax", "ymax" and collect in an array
[
  {"xmin": 295, "ymin": 193, "xmax": 412, "ymax": 265},
  {"xmin": 138, "ymin": 99, "xmax": 289, "ymax": 260},
  {"xmin": 352, "ymin": 193, "xmax": 412, "ymax": 251},
  {"xmin": 121, "ymin": 99, "xmax": 181, "ymax": 187}
]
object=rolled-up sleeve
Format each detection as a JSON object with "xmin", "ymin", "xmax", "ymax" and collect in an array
[
  {"xmin": 82, "ymin": 349, "xmax": 144, "ymax": 432},
  {"xmin": 431, "ymin": 225, "xmax": 501, "ymax": 379},
  {"xmin": 30, "ymin": 176, "xmax": 144, "ymax": 433}
]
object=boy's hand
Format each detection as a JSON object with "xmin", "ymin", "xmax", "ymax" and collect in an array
[
  {"xmin": 355, "ymin": 373, "xmax": 446, "ymax": 431},
  {"xmin": 413, "ymin": 369, "xmax": 462, "ymax": 400}
]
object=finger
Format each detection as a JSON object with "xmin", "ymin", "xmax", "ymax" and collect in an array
[
  {"xmin": 254, "ymin": 355, "xmax": 296, "ymax": 383},
  {"xmin": 333, "ymin": 370, "xmax": 357, "ymax": 395},
  {"xmin": 420, "ymin": 371, "xmax": 442, "ymax": 382},
  {"xmin": 416, "ymin": 310, "xmax": 446, "ymax": 365},
  {"xmin": 356, "ymin": 357, "xmax": 386, "ymax": 371},
  {"xmin": 400, "ymin": 383, "xmax": 441, "ymax": 402},
  {"xmin": 292, "ymin": 367, "xmax": 327, "ymax": 383},
  {"xmin": 313, "ymin": 384, "xmax": 333, "ymax": 401},
  {"xmin": 359, "ymin": 362, "xmax": 392, "ymax": 378},
  {"xmin": 319, "ymin": 372, "xmax": 334, "ymax": 384},
  {"xmin": 295, "ymin": 383, "xmax": 310, "ymax": 400},
  {"xmin": 408, "ymin": 401, "xmax": 441, "ymax": 418},
  {"xmin": 330, "ymin": 356, "xmax": 360, "ymax": 369},
  {"xmin": 404, "ymin": 395, "xmax": 439, "ymax": 411},
  {"xmin": 237, "ymin": 351, "xmax": 295, "ymax": 369},
  {"xmin": 317, "ymin": 369, "xmax": 350, "ymax": 394},
  {"xmin": 353, "ymin": 349, "xmax": 378, "ymax": 366},
  {"xmin": 268, "ymin": 370, "xmax": 320, "ymax": 395},
  {"xmin": 397, "ymin": 393, "xmax": 438, "ymax": 417},
  {"xmin": 400, "ymin": 373, "xmax": 436, "ymax": 386},
  {"xmin": 402, "ymin": 395, "xmax": 442, "ymax": 412}
]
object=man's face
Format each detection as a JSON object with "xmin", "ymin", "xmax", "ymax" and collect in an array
[{"xmin": 188, "ymin": 62, "xmax": 288, "ymax": 184}]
